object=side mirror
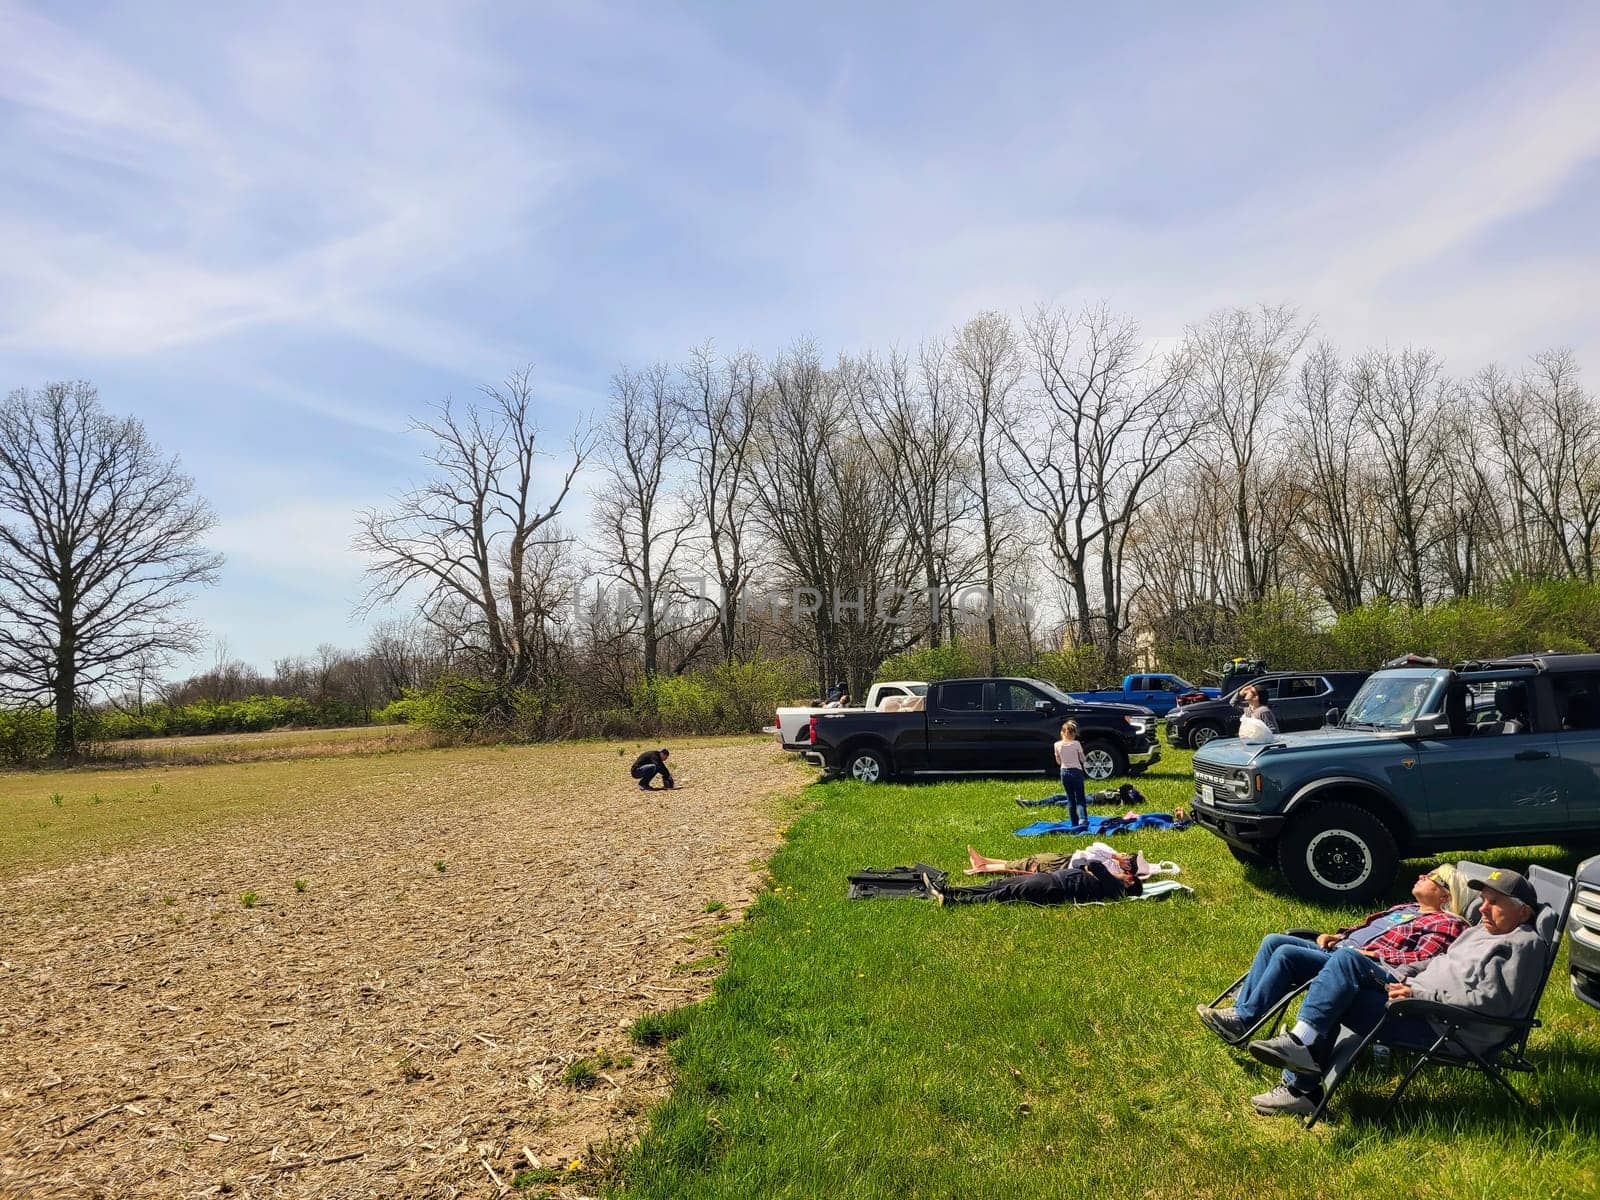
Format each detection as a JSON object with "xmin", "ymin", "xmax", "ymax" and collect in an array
[
  {"xmin": 1411, "ymin": 712, "xmax": 1446, "ymax": 737},
  {"xmin": 1324, "ymin": 707, "xmax": 1341, "ymax": 727},
  {"xmin": 1034, "ymin": 699, "xmax": 1056, "ymax": 716}
]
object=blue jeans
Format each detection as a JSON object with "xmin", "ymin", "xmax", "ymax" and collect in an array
[
  {"xmin": 1019, "ymin": 767, "xmax": 1089, "ymax": 823},
  {"xmin": 1282, "ymin": 947, "xmax": 1435, "ymax": 1094},
  {"xmin": 1233, "ymin": 934, "xmax": 1333, "ymax": 1025}
]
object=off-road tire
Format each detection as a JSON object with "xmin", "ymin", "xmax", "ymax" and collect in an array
[{"xmin": 1277, "ymin": 802, "xmax": 1399, "ymax": 903}]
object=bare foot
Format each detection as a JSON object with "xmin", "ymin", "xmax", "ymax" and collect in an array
[{"xmin": 966, "ymin": 845, "xmax": 986, "ymax": 871}]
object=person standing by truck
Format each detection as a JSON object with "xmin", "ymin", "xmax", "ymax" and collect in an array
[
  {"xmin": 1238, "ymin": 683, "xmax": 1279, "ymax": 733},
  {"xmin": 1018, "ymin": 721, "xmax": 1089, "ymax": 822}
]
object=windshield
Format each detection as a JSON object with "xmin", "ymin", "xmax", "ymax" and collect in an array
[
  {"xmin": 1168, "ymin": 676, "xmax": 1196, "ymax": 692},
  {"xmin": 908, "ymin": 683, "xmax": 928, "ymax": 696},
  {"xmin": 1027, "ymin": 678, "xmax": 1074, "ymax": 705},
  {"xmin": 1341, "ymin": 669, "xmax": 1447, "ymax": 730}
]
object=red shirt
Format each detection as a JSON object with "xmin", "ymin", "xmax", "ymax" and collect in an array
[{"xmin": 1337, "ymin": 903, "xmax": 1465, "ymax": 966}]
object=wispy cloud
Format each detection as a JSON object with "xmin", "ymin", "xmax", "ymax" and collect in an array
[
  {"xmin": 0, "ymin": 3, "xmax": 566, "ymax": 368},
  {"xmin": 4, "ymin": 1, "xmax": 1599, "ymax": 670}
]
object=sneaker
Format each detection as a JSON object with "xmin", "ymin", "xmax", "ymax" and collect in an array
[
  {"xmin": 921, "ymin": 872, "xmax": 946, "ymax": 908},
  {"xmin": 1250, "ymin": 1085, "xmax": 1318, "ymax": 1118},
  {"xmin": 1247, "ymin": 1032, "xmax": 1322, "ymax": 1078},
  {"xmin": 1195, "ymin": 1004, "xmax": 1249, "ymax": 1042}
]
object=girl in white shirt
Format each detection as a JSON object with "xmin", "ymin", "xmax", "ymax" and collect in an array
[{"xmin": 1018, "ymin": 720, "xmax": 1090, "ymax": 823}]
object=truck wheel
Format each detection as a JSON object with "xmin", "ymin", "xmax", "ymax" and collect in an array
[
  {"xmin": 1189, "ymin": 722, "xmax": 1222, "ymax": 750},
  {"xmin": 1082, "ymin": 742, "xmax": 1127, "ymax": 781},
  {"xmin": 844, "ymin": 746, "xmax": 889, "ymax": 784},
  {"xmin": 1277, "ymin": 803, "xmax": 1398, "ymax": 903},
  {"xmin": 1228, "ymin": 844, "xmax": 1273, "ymax": 868}
]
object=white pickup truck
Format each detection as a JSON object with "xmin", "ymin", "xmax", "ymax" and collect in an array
[{"xmin": 769, "ymin": 681, "xmax": 929, "ymax": 756}]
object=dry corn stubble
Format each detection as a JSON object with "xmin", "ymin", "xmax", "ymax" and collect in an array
[{"xmin": 0, "ymin": 737, "xmax": 807, "ymax": 1199}]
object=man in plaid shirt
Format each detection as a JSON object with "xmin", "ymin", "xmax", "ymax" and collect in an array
[{"xmin": 1196, "ymin": 865, "xmax": 1467, "ymax": 1043}]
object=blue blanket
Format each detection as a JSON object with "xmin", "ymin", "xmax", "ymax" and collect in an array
[{"xmin": 1015, "ymin": 813, "xmax": 1192, "ymax": 837}]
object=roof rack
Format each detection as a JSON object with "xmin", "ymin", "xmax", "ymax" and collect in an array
[{"xmin": 1379, "ymin": 653, "xmax": 1438, "ymax": 669}]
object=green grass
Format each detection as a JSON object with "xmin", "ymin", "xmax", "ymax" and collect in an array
[
  {"xmin": 616, "ymin": 742, "xmax": 1600, "ymax": 1199},
  {"xmin": 563, "ymin": 1058, "xmax": 601, "ymax": 1090}
]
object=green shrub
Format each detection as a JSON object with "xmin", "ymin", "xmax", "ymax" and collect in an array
[
  {"xmin": 874, "ymin": 641, "xmax": 990, "ymax": 683},
  {"xmin": 0, "ymin": 708, "xmax": 54, "ymax": 765},
  {"xmin": 396, "ymin": 676, "xmax": 509, "ymax": 741},
  {"xmin": 375, "ymin": 697, "xmax": 424, "ymax": 725},
  {"xmin": 703, "ymin": 656, "xmax": 812, "ymax": 731},
  {"xmin": 1020, "ymin": 644, "xmax": 1110, "ymax": 692},
  {"xmin": 634, "ymin": 673, "xmax": 720, "ymax": 735}
]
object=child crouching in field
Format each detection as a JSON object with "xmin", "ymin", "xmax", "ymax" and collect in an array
[{"xmin": 1017, "ymin": 721, "xmax": 1088, "ymax": 822}]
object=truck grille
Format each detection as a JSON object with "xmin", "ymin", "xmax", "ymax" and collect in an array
[
  {"xmin": 1194, "ymin": 764, "xmax": 1235, "ymax": 790},
  {"xmin": 1574, "ymin": 885, "xmax": 1600, "ymax": 954}
]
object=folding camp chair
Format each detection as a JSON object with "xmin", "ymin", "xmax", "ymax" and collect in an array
[
  {"xmin": 1204, "ymin": 860, "xmax": 1497, "ymax": 1047},
  {"xmin": 1302, "ymin": 863, "xmax": 1576, "ymax": 1129}
]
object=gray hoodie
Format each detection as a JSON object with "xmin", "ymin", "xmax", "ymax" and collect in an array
[{"xmin": 1390, "ymin": 921, "xmax": 1545, "ymax": 1053}]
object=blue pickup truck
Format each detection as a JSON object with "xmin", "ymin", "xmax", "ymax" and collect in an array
[
  {"xmin": 1190, "ymin": 653, "xmax": 1600, "ymax": 902},
  {"xmin": 1069, "ymin": 673, "xmax": 1219, "ymax": 716}
]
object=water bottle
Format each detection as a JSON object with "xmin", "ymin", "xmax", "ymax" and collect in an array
[{"xmin": 1371, "ymin": 1044, "xmax": 1393, "ymax": 1072}]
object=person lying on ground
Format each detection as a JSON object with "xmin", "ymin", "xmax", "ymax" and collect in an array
[
  {"xmin": 631, "ymin": 748, "xmax": 674, "ymax": 790},
  {"xmin": 1241, "ymin": 868, "xmax": 1545, "ymax": 1118},
  {"xmin": 964, "ymin": 845, "xmax": 1137, "ymax": 878},
  {"xmin": 1194, "ymin": 864, "xmax": 1469, "ymax": 1043},
  {"xmin": 923, "ymin": 858, "xmax": 1141, "ymax": 907}
]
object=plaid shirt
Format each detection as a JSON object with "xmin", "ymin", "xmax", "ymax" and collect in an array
[{"xmin": 1338, "ymin": 903, "xmax": 1466, "ymax": 966}]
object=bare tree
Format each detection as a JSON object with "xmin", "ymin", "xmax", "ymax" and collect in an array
[
  {"xmin": 1486, "ymin": 349, "xmax": 1600, "ymax": 582},
  {"xmin": 0, "ymin": 383, "xmax": 222, "ymax": 756},
  {"xmin": 355, "ymin": 367, "xmax": 589, "ymax": 702},
  {"xmin": 1433, "ymin": 386, "xmax": 1502, "ymax": 597},
  {"xmin": 1187, "ymin": 304, "xmax": 1311, "ymax": 604},
  {"xmin": 1009, "ymin": 305, "xmax": 1196, "ymax": 664},
  {"xmin": 751, "ymin": 345, "xmax": 920, "ymax": 696},
  {"xmin": 1351, "ymin": 348, "xmax": 1450, "ymax": 605},
  {"xmin": 593, "ymin": 363, "xmax": 709, "ymax": 677},
  {"xmin": 1289, "ymin": 344, "xmax": 1372, "ymax": 611},
  {"xmin": 680, "ymin": 345, "xmax": 763, "ymax": 663},
  {"xmin": 850, "ymin": 342, "xmax": 977, "ymax": 650},
  {"xmin": 950, "ymin": 312, "xmax": 1024, "ymax": 672},
  {"xmin": 364, "ymin": 618, "xmax": 447, "ymax": 699}
]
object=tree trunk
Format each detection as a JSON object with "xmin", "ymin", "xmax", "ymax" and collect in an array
[{"xmin": 53, "ymin": 636, "xmax": 75, "ymax": 758}]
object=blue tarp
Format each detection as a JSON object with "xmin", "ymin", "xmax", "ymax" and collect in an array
[{"xmin": 1014, "ymin": 813, "xmax": 1193, "ymax": 837}]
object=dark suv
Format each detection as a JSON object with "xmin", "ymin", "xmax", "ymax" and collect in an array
[
  {"xmin": 1190, "ymin": 654, "xmax": 1600, "ymax": 902},
  {"xmin": 1165, "ymin": 670, "xmax": 1370, "ymax": 749}
]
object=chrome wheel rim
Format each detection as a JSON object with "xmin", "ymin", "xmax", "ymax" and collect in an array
[
  {"xmin": 850, "ymin": 755, "xmax": 881, "ymax": 783},
  {"xmin": 1083, "ymin": 749, "xmax": 1115, "ymax": 780}
]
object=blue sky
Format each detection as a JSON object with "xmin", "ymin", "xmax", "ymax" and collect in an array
[{"xmin": 2, "ymin": 1, "xmax": 1598, "ymax": 675}]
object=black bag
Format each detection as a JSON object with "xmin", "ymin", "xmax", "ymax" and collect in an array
[{"xmin": 847, "ymin": 863, "xmax": 947, "ymax": 900}]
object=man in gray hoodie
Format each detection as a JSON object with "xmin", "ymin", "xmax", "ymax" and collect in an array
[{"xmin": 1245, "ymin": 867, "xmax": 1545, "ymax": 1118}]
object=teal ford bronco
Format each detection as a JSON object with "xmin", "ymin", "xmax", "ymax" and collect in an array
[{"xmin": 1190, "ymin": 653, "xmax": 1600, "ymax": 902}]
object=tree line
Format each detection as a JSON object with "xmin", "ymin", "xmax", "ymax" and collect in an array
[
  {"xmin": 354, "ymin": 302, "xmax": 1600, "ymax": 718},
  {"xmin": 5, "ymin": 302, "xmax": 1598, "ymax": 753}
]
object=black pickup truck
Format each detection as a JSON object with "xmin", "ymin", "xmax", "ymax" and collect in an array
[{"xmin": 809, "ymin": 676, "xmax": 1160, "ymax": 783}]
